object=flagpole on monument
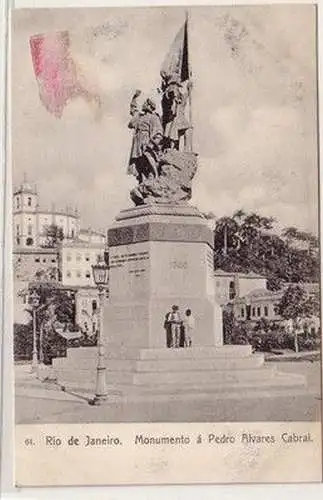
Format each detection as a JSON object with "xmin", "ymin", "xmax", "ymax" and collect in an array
[{"xmin": 185, "ymin": 9, "xmax": 193, "ymax": 153}]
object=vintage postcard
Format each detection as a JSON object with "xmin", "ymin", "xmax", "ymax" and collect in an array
[{"xmin": 7, "ymin": 1, "xmax": 322, "ymax": 488}]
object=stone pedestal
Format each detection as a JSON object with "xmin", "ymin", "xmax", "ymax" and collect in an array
[
  {"xmin": 51, "ymin": 204, "xmax": 307, "ymax": 404},
  {"xmin": 104, "ymin": 204, "xmax": 223, "ymax": 350}
]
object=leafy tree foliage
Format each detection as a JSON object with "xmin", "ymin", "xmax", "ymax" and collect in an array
[
  {"xmin": 41, "ymin": 224, "xmax": 64, "ymax": 248},
  {"xmin": 19, "ymin": 281, "xmax": 76, "ymax": 363},
  {"xmin": 213, "ymin": 210, "xmax": 319, "ymax": 287},
  {"xmin": 276, "ymin": 285, "xmax": 320, "ymax": 352}
]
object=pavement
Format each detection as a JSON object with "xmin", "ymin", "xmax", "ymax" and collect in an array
[{"xmin": 15, "ymin": 361, "xmax": 322, "ymax": 424}]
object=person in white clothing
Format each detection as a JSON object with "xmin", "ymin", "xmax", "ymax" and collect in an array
[{"xmin": 183, "ymin": 309, "xmax": 195, "ymax": 347}]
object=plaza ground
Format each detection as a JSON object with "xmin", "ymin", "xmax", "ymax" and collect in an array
[{"xmin": 15, "ymin": 360, "xmax": 322, "ymax": 424}]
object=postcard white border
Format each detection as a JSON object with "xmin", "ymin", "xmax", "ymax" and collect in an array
[{"xmin": 1, "ymin": 0, "xmax": 323, "ymax": 498}]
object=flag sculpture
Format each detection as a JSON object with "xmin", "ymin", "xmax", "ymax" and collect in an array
[{"xmin": 128, "ymin": 17, "xmax": 197, "ymax": 206}]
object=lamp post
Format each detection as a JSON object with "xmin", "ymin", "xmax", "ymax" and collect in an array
[
  {"xmin": 89, "ymin": 256, "xmax": 109, "ymax": 405},
  {"xmin": 29, "ymin": 291, "xmax": 40, "ymax": 373}
]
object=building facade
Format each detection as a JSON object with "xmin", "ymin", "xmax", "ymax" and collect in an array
[
  {"xmin": 13, "ymin": 178, "xmax": 80, "ymax": 249},
  {"xmin": 60, "ymin": 240, "xmax": 106, "ymax": 288},
  {"xmin": 75, "ymin": 287, "xmax": 100, "ymax": 334},
  {"xmin": 233, "ymin": 288, "xmax": 283, "ymax": 322},
  {"xmin": 13, "ymin": 247, "xmax": 59, "ymax": 282},
  {"xmin": 214, "ymin": 269, "xmax": 267, "ymax": 305}
]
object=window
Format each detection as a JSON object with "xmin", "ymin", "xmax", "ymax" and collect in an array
[
  {"xmin": 16, "ymin": 197, "xmax": 20, "ymax": 209},
  {"xmin": 229, "ymin": 281, "xmax": 236, "ymax": 300},
  {"xmin": 264, "ymin": 306, "xmax": 268, "ymax": 317},
  {"xmin": 216, "ymin": 280, "xmax": 220, "ymax": 288},
  {"xmin": 257, "ymin": 307, "xmax": 261, "ymax": 317},
  {"xmin": 27, "ymin": 197, "xmax": 32, "ymax": 207},
  {"xmin": 71, "ymin": 229, "xmax": 75, "ymax": 238},
  {"xmin": 51, "ymin": 259, "xmax": 56, "ymax": 263},
  {"xmin": 85, "ymin": 271, "xmax": 91, "ymax": 279},
  {"xmin": 92, "ymin": 300, "xmax": 97, "ymax": 313},
  {"xmin": 27, "ymin": 224, "xmax": 32, "ymax": 236},
  {"xmin": 252, "ymin": 307, "xmax": 255, "ymax": 317},
  {"xmin": 16, "ymin": 237, "xmax": 20, "ymax": 245},
  {"xmin": 16, "ymin": 224, "xmax": 20, "ymax": 235},
  {"xmin": 85, "ymin": 254, "xmax": 90, "ymax": 262},
  {"xmin": 43, "ymin": 258, "xmax": 46, "ymax": 263},
  {"xmin": 26, "ymin": 237, "xmax": 33, "ymax": 246},
  {"xmin": 241, "ymin": 307, "xmax": 245, "ymax": 318},
  {"xmin": 76, "ymin": 253, "xmax": 81, "ymax": 261},
  {"xmin": 76, "ymin": 270, "xmax": 81, "ymax": 278},
  {"xmin": 35, "ymin": 258, "xmax": 40, "ymax": 263},
  {"xmin": 66, "ymin": 254, "xmax": 71, "ymax": 262},
  {"xmin": 66, "ymin": 271, "xmax": 71, "ymax": 278}
]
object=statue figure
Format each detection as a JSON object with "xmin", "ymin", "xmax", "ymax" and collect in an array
[
  {"xmin": 130, "ymin": 149, "xmax": 197, "ymax": 206},
  {"xmin": 126, "ymin": 19, "xmax": 197, "ymax": 206},
  {"xmin": 127, "ymin": 90, "xmax": 163, "ymax": 182},
  {"xmin": 160, "ymin": 72, "xmax": 191, "ymax": 151}
]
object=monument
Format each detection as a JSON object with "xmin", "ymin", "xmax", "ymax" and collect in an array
[
  {"xmin": 105, "ymin": 18, "xmax": 223, "ymax": 351},
  {"xmin": 53, "ymin": 17, "xmax": 307, "ymax": 399}
]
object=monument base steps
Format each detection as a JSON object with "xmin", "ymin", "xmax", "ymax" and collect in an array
[{"xmin": 51, "ymin": 345, "xmax": 307, "ymax": 400}]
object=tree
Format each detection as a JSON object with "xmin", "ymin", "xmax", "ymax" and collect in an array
[
  {"xmin": 213, "ymin": 209, "xmax": 319, "ymax": 286},
  {"xmin": 276, "ymin": 285, "xmax": 318, "ymax": 353},
  {"xmin": 24, "ymin": 281, "xmax": 76, "ymax": 363},
  {"xmin": 214, "ymin": 216, "xmax": 238, "ymax": 256},
  {"xmin": 42, "ymin": 224, "xmax": 64, "ymax": 248}
]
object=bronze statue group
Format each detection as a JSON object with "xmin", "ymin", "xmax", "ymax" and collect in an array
[
  {"xmin": 164, "ymin": 305, "xmax": 195, "ymax": 349},
  {"xmin": 127, "ymin": 70, "xmax": 196, "ymax": 206}
]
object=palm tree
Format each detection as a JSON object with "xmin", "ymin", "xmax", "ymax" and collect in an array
[{"xmin": 214, "ymin": 216, "xmax": 238, "ymax": 256}]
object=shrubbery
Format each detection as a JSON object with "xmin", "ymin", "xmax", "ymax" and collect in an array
[
  {"xmin": 14, "ymin": 323, "xmax": 33, "ymax": 361},
  {"xmin": 14, "ymin": 322, "xmax": 67, "ymax": 364},
  {"xmin": 223, "ymin": 309, "xmax": 321, "ymax": 353}
]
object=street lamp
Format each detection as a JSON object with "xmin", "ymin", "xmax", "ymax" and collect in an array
[
  {"xmin": 89, "ymin": 256, "xmax": 109, "ymax": 405},
  {"xmin": 29, "ymin": 290, "xmax": 40, "ymax": 373}
]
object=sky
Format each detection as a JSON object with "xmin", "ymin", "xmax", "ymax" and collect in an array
[{"xmin": 11, "ymin": 5, "xmax": 318, "ymax": 234}]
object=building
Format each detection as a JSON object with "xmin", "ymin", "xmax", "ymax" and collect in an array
[
  {"xmin": 14, "ymin": 280, "xmax": 31, "ymax": 325},
  {"xmin": 13, "ymin": 247, "xmax": 59, "ymax": 282},
  {"xmin": 78, "ymin": 228, "xmax": 106, "ymax": 245},
  {"xmin": 232, "ymin": 281, "xmax": 320, "ymax": 335},
  {"xmin": 233, "ymin": 288, "xmax": 283, "ymax": 322},
  {"xmin": 60, "ymin": 239, "xmax": 106, "ymax": 288},
  {"xmin": 13, "ymin": 177, "xmax": 108, "ymax": 329},
  {"xmin": 13, "ymin": 177, "xmax": 80, "ymax": 249},
  {"xmin": 75, "ymin": 287, "xmax": 100, "ymax": 334},
  {"xmin": 214, "ymin": 269, "xmax": 267, "ymax": 305}
]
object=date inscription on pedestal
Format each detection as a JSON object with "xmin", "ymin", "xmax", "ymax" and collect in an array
[{"xmin": 110, "ymin": 250, "xmax": 149, "ymax": 277}]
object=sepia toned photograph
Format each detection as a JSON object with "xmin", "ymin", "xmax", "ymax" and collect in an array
[
  {"xmin": 9, "ymin": 3, "xmax": 322, "ymax": 486},
  {"xmin": 12, "ymin": 3, "xmax": 321, "ymax": 424}
]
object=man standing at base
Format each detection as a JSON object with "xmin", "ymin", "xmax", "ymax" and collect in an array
[{"xmin": 165, "ymin": 305, "xmax": 182, "ymax": 348}]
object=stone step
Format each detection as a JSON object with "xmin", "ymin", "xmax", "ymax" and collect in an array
[
  {"xmin": 54, "ymin": 365, "xmax": 276, "ymax": 386},
  {"xmin": 53, "ymin": 353, "xmax": 264, "ymax": 372},
  {"xmin": 64, "ymin": 344, "xmax": 253, "ymax": 361},
  {"xmin": 56, "ymin": 372, "xmax": 307, "ymax": 399}
]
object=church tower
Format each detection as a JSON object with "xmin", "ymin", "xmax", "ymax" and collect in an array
[{"xmin": 13, "ymin": 174, "xmax": 39, "ymax": 248}]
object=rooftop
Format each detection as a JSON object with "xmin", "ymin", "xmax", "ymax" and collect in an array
[
  {"xmin": 13, "ymin": 247, "xmax": 59, "ymax": 255},
  {"xmin": 243, "ymin": 288, "xmax": 282, "ymax": 299},
  {"xmin": 79, "ymin": 228, "xmax": 105, "ymax": 237},
  {"xmin": 61, "ymin": 239, "xmax": 105, "ymax": 249},
  {"xmin": 214, "ymin": 269, "xmax": 266, "ymax": 279}
]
